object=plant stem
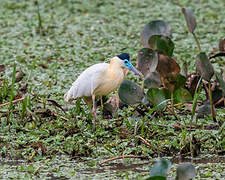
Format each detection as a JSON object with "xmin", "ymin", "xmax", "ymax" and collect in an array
[
  {"xmin": 191, "ymin": 76, "xmax": 202, "ymax": 126},
  {"xmin": 190, "ymin": 133, "xmax": 193, "ymax": 158},
  {"xmin": 7, "ymin": 63, "xmax": 16, "ymax": 126},
  {"xmin": 34, "ymin": 0, "xmax": 43, "ymax": 33},
  {"xmin": 171, "ymin": 0, "xmax": 183, "ymax": 8},
  {"xmin": 192, "ymin": 32, "xmax": 201, "ymax": 52},
  {"xmin": 208, "ymin": 82, "xmax": 215, "ymax": 121},
  {"xmin": 142, "ymin": 80, "xmax": 145, "ymax": 89},
  {"xmin": 141, "ymin": 118, "xmax": 145, "ymax": 137},
  {"xmin": 171, "ymin": 91, "xmax": 174, "ymax": 111}
]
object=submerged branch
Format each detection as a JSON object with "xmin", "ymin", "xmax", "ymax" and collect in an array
[
  {"xmin": 99, "ymin": 155, "xmax": 148, "ymax": 165},
  {"xmin": 0, "ymin": 97, "xmax": 25, "ymax": 107},
  {"xmin": 136, "ymin": 135, "xmax": 167, "ymax": 153}
]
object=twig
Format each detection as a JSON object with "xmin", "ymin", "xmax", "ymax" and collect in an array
[
  {"xmin": 166, "ymin": 105, "xmax": 181, "ymax": 122},
  {"xmin": 136, "ymin": 135, "xmax": 167, "ymax": 153},
  {"xmin": 149, "ymin": 111, "xmax": 157, "ymax": 121},
  {"xmin": 192, "ymin": 32, "xmax": 201, "ymax": 52},
  {"xmin": 208, "ymin": 82, "xmax": 216, "ymax": 122},
  {"xmin": 47, "ymin": 99, "xmax": 66, "ymax": 114},
  {"xmin": 51, "ymin": 111, "xmax": 69, "ymax": 121},
  {"xmin": 32, "ymin": 93, "xmax": 67, "ymax": 115},
  {"xmin": 0, "ymin": 97, "xmax": 25, "ymax": 107},
  {"xmin": 99, "ymin": 155, "xmax": 147, "ymax": 165}
]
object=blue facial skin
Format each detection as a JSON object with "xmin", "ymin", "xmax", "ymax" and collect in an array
[
  {"xmin": 124, "ymin": 59, "xmax": 132, "ymax": 70},
  {"xmin": 117, "ymin": 52, "xmax": 143, "ymax": 77}
]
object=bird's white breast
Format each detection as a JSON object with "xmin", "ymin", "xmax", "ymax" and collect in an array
[{"xmin": 94, "ymin": 67, "xmax": 124, "ymax": 96}]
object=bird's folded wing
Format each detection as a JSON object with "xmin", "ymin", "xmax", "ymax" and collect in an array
[{"xmin": 64, "ymin": 63, "xmax": 109, "ymax": 102}]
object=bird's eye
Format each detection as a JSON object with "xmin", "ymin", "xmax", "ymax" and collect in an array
[{"xmin": 124, "ymin": 59, "xmax": 128, "ymax": 64}]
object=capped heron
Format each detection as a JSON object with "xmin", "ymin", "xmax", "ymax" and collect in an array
[{"xmin": 64, "ymin": 53, "xmax": 143, "ymax": 119}]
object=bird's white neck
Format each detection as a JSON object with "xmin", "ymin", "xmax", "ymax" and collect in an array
[{"xmin": 104, "ymin": 57, "xmax": 124, "ymax": 78}]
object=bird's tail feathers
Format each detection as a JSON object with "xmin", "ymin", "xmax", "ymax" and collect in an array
[
  {"xmin": 64, "ymin": 92, "xmax": 70, "ymax": 103},
  {"xmin": 64, "ymin": 86, "xmax": 78, "ymax": 103}
]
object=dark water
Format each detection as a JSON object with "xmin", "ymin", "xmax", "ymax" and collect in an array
[{"xmin": 0, "ymin": 156, "xmax": 225, "ymax": 179}]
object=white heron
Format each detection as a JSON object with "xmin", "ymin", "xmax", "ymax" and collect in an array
[{"xmin": 64, "ymin": 53, "xmax": 143, "ymax": 119}]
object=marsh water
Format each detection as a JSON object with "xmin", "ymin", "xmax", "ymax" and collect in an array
[{"xmin": 1, "ymin": 156, "xmax": 225, "ymax": 179}]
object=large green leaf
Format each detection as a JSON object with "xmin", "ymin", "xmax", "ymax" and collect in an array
[
  {"xmin": 174, "ymin": 74, "xmax": 186, "ymax": 90},
  {"xmin": 159, "ymin": 73, "xmax": 185, "ymax": 93},
  {"xmin": 147, "ymin": 88, "xmax": 170, "ymax": 110},
  {"xmin": 174, "ymin": 88, "xmax": 192, "ymax": 104},
  {"xmin": 215, "ymin": 71, "xmax": 225, "ymax": 96},
  {"xmin": 118, "ymin": 80, "xmax": 144, "ymax": 105},
  {"xmin": 212, "ymin": 88, "xmax": 223, "ymax": 104},
  {"xmin": 196, "ymin": 103, "xmax": 216, "ymax": 119},
  {"xmin": 136, "ymin": 48, "xmax": 158, "ymax": 77},
  {"xmin": 149, "ymin": 159, "xmax": 171, "ymax": 178},
  {"xmin": 182, "ymin": 8, "xmax": 197, "ymax": 33},
  {"xmin": 195, "ymin": 52, "xmax": 214, "ymax": 82},
  {"xmin": 196, "ymin": 103, "xmax": 211, "ymax": 118},
  {"xmin": 144, "ymin": 71, "xmax": 161, "ymax": 88},
  {"xmin": 176, "ymin": 163, "xmax": 196, "ymax": 180},
  {"xmin": 149, "ymin": 35, "xmax": 174, "ymax": 57},
  {"xmin": 219, "ymin": 38, "xmax": 225, "ymax": 52},
  {"xmin": 141, "ymin": 20, "xmax": 172, "ymax": 48}
]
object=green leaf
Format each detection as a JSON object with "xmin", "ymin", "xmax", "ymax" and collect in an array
[
  {"xmin": 118, "ymin": 80, "xmax": 144, "ymax": 105},
  {"xmin": 176, "ymin": 163, "xmax": 196, "ymax": 180},
  {"xmin": 182, "ymin": 8, "xmax": 197, "ymax": 33},
  {"xmin": 150, "ymin": 159, "xmax": 171, "ymax": 177},
  {"xmin": 174, "ymin": 74, "xmax": 186, "ymax": 90},
  {"xmin": 147, "ymin": 176, "xmax": 166, "ymax": 180},
  {"xmin": 136, "ymin": 48, "xmax": 158, "ymax": 77},
  {"xmin": 141, "ymin": 20, "xmax": 172, "ymax": 48},
  {"xmin": 219, "ymin": 38, "xmax": 225, "ymax": 52},
  {"xmin": 215, "ymin": 71, "xmax": 225, "ymax": 96},
  {"xmin": 144, "ymin": 71, "xmax": 161, "ymax": 89},
  {"xmin": 147, "ymin": 88, "xmax": 170, "ymax": 110},
  {"xmin": 212, "ymin": 88, "xmax": 223, "ymax": 103},
  {"xmin": 149, "ymin": 35, "xmax": 174, "ymax": 57},
  {"xmin": 174, "ymin": 88, "xmax": 192, "ymax": 104},
  {"xmin": 196, "ymin": 103, "xmax": 211, "ymax": 118},
  {"xmin": 195, "ymin": 52, "xmax": 214, "ymax": 82},
  {"xmin": 181, "ymin": 61, "xmax": 188, "ymax": 77}
]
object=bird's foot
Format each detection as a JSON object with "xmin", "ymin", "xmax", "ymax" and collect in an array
[{"xmin": 115, "ymin": 93, "xmax": 120, "ymax": 110}]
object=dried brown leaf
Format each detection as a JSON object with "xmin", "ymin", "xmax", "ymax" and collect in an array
[{"xmin": 15, "ymin": 69, "xmax": 25, "ymax": 83}]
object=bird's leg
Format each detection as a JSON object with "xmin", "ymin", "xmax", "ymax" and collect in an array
[
  {"xmin": 115, "ymin": 91, "xmax": 120, "ymax": 109},
  {"xmin": 100, "ymin": 96, "xmax": 104, "ymax": 109},
  {"xmin": 91, "ymin": 94, "xmax": 98, "ymax": 122}
]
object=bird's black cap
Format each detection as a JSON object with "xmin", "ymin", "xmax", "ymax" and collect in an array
[{"xmin": 117, "ymin": 53, "xmax": 130, "ymax": 61}]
